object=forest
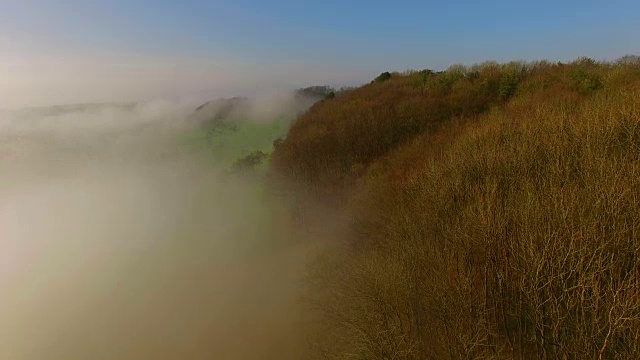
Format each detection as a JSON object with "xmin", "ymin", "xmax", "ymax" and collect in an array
[{"xmin": 269, "ymin": 56, "xmax": 640, "ymax": 359}]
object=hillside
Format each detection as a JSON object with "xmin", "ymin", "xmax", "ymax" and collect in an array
[
  {"xmin": 270, "ymin": 57, "xmax": 640, "ymax": 359},
  {"xmin": 182, "ymin": 87, "xmax": 337, "ymax": 171}
]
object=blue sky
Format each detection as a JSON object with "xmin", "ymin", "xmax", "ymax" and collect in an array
[{"xmin": 1, "ymin": 0, "xmax": 639, "ymax": 107}]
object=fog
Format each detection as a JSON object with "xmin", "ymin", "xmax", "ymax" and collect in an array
[
  {"xmin": 0, "ymin": 100, "xmax": 307, "ymax": 359},
  {"xmin": 0, "ymin": 50, "xmax": 366, "ymax": 110}
]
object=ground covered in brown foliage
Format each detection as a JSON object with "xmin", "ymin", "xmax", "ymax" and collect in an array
[{"xmin": 270, "ymin": 56, "xmax": 640, "ymax": 359}]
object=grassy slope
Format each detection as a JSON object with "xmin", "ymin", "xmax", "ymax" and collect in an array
[
  {"xmin": 180, "ymin": 119, "xmax": 288, "ymax": 168},
  {"xmin": 174, "ymin": 116, "xmax": 294, "ymax": 257},
  {"xmin": 271, "ymin": 58, "xmax": 640, "ymax": 359}
]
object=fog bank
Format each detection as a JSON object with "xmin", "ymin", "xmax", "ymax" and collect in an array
[{"xmin": 0, "ymin": 102, "xmax": 306, "ymax": 359}]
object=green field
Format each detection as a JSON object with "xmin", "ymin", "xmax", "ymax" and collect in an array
[
  {"xmin": 173, "ymin": 116, "xmax": 295, "ymax": 257},
  {"xmin": 179, "ymin": 117, "xmax": 290, "ymax": 170}
]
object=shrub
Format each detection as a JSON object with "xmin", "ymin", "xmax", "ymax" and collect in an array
[
  {"xmin": 499, "ymin": 71, "xmax": 519, "ymax": 99},
  {"xmin": 231, "ymin": 150, "xmax": 267, "ymax": 173},
  {"xmin": 617, "ymin": 54, "xmax": 640, "ymax": 65},
  {"xmin": 571, "ymin": 67, "xmax": 603, "ymax": 94},
  {"xmin": 417, "ymin": 69, "xmax": 435, "ymax": 93},
  {"xmin": 374, "ymin": 71, "xmax": 392, "ymax": 83},
  {"xmin": 272, "ymin": 137, "xmax": 284, "ymax": 150}
]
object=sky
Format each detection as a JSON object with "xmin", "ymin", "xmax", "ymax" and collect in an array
[{"xmin": 1, "ymin": 0, "xmax": 639, "ymax": 108}]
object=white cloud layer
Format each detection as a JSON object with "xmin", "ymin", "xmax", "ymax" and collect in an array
[{"xmin": 0, "ymin": 47, "xmax": 367, "ymax": 109}]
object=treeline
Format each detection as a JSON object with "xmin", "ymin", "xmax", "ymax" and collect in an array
[{"xmin": 270, "ymin": 56, "xmax": 640, "ymax": 359}]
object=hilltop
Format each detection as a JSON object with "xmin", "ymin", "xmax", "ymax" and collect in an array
[{"xmin": 187, "ymin": 86, "xmax": 337, "ymax": 127}]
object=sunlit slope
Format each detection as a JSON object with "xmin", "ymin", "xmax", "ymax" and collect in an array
[
  {"xmin": 179, "ymin": 119, "xmax": 288, "ymax": 168},
  {"xmin": 271, "ymin": 57, "xmax": 640, "ymax": 359}
]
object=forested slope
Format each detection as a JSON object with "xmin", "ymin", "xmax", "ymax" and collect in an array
[{"xmin": 271, "ymin": 57, "xmax": 640, "ymax": 359}]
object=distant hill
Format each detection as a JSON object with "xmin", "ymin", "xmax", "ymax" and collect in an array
[
  {"xmin": 187, "ymin": 86, "xmax": 339, "ymax": 129},
  {"xmin": 293, "ymin": 86, "xmax": 336, "ymax": 107},
  {"xmin": 187, "ymin": 97, "xmax": 250, "ymax": 128}
]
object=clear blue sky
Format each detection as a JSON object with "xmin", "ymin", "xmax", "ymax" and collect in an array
[{"xmin": 1, "ymin": 0, "xmax": 639, "ymax": 107}]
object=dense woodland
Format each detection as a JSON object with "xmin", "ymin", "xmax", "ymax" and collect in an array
[{"xmin": 270, "ymin": 56, "xmax": 640, "ymax": 359}]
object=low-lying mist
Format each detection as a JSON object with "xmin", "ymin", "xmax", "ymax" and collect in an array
[{"xmin": 0, "ymin": 99, "xmax": 307, "ymax": 359}]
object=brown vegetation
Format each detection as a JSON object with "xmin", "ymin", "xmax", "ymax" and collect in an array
[{"xmin": 270, "ymin": 57, "xmax": 640, "ymax": 359}]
